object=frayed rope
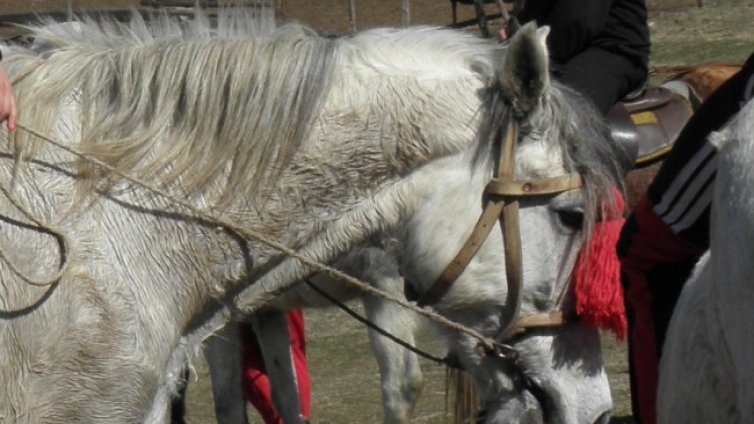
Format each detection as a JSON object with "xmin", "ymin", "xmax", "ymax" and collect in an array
[{"xmin": 573, "ymin": 189, "xmax": 627, "ymax": 339}]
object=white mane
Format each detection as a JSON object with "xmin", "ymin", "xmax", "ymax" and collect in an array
[
  {"xmin": 7, "ymin": 11, "xmax": 332, "ymax": 205},
  {"xmin": 3, "ymin": 11, "xmax": 509, "ymax": 210}
]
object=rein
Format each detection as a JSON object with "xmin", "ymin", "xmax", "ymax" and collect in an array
[
  {"xmin": 0, "ymin": 173, "xmax": 70, "ymax": 288},
  {"xmin": 416, "ymin": 112, "xmax": 583, "ymax": 347},
  {"xmin": 9, "ymin": 122, "xmax": 505, "ymax": 353}
]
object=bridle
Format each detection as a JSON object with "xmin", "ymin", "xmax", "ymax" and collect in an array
[
  {"xmin": 415, "ymin": 111, "xmax": 584, "ymax": 349},
  {"xmin": 413, "ymin": 110, "xmax": 586, "ymax": 422}
]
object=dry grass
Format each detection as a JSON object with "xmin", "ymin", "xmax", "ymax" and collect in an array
[{"xmin": 183, "ymin": 309, "xmax": 633, "ymax": 423}]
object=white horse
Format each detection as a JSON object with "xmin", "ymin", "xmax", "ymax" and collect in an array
[
  {"xmin": 658, "ymin": 98, "xmax": 754, "ymax": 422},
  {"xmin": 0, "ymin": 9, "xmax": 622, "ymax": 424},
  {"xmin": 200, "ymin": 22, "xmax": 627, "ymax": 424}
]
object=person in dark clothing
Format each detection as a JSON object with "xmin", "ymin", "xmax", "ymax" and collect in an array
[
  {"xmin": 618, "ymin": 52, "xmax": 754, "ymax": 424},
  {"xmin": 516, "ymin": 0, "xmax": 651, "ymax": 114}
]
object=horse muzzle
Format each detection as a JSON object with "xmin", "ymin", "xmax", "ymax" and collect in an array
[{"xmin": 481, "ymin": 326, "xmax": 613, "ymax": 424}]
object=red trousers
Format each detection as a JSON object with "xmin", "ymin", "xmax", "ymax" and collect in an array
[{"xmin": 238, "ymin": 310, "xmax": 311, "ymax": 424}]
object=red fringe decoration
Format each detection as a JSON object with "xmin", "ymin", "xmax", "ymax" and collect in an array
[{"xmin": 573, "ymin": 189, "xmax": 627, "ymax": 339}]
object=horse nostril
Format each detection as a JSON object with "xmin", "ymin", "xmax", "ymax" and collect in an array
[{"xmin": 594, "ymin": 411, "xmax": 611, "ymax": 424}]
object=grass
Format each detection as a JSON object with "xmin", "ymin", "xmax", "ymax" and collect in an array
[
  {"xmin": 185, "ymin": 307, "xmax": 455, "ymax": 423},
  {"xmin": 649, "ymin": 0, "xmax": 754, "ymax": 65},
  {"xmin": 184, "ymin": 309, "xmax": 632, "ymax": 423}
]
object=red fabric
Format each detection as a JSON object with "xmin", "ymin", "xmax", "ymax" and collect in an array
[
  {"xmin": 620, "ymin": 197, "xmax": 705, "ymax": 424},
  {"xmin": 239, "ymin": 310, "xmax": 311, "ymax": 424},
  {"xmin": 573, "ymin": 189, "xmax": 628, "ymax": 338}
]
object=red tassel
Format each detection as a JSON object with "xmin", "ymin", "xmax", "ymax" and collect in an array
[{"xmin": 573, "ymin": 190, "xmax": 627, "ymax": 339}]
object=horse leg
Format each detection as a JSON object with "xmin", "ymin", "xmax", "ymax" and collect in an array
[
  {"xmin": 169, "ymin": 367, "xmax": 189, "ymax": 424},
  {"xmin": 358, "ymin": 248, "xmax": 423, "ymax": 424},
  {"xmin": 149, "ymin": 341, "xmax": 191, "ymax": 424},
  {"xmin": 363, "ymin": 287, "xmax": 423, "ymax": 424},
  {"xmin": 252, "ymin": 310, "xmax": 308, "ymax": 424},
  {"xmin": 204, "ymin": 323, "xmax": 249, "ymax": 424}
]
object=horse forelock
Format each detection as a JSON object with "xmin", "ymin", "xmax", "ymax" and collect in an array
[
  {"xmin": 536, "ymin": 84, "xmax": 624, "ymax": 242},
  {"xmin": 9, "ymin": 8, "xmax": 335, "ymax": 206},
  {"xmin": 473, "ymin": 79, "xmax": 624, "ymax": 277}
]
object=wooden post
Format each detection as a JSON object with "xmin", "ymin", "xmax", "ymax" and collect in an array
[
  {"xmin": 348, "ymin": 0, "xmax": 356, "ymax": 33},
  {"xmin": 401, "ymin": 0, "xmax": 410, "ymax": 27}
]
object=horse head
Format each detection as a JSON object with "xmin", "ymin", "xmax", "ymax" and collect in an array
[{"xmin": 400, "ymin": 23, "xmax": 623, "ymax": 423}]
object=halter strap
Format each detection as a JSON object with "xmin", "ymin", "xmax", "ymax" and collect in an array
[
  {"xmin": 416, "ymin": 118, "xmax": 520, "ymax": 307},
  {"xmin": 486, "ymin": 174, "xmax": 583, "ymax": 197},
  {"xmin": 416, "ymin": 112, "xmax": 583, "ymax": 346},
  {"xmin": 503, "ymin": 311, "xmax": 572, "ymax": 339}
]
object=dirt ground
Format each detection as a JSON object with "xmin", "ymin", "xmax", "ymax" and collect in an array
[{"xmin": 1, "ymin": 0, "xmax": 752, "ymax": 423}]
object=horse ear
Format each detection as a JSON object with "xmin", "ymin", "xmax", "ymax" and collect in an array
[{"xmin": 500, "ymin": 23, "xmax": 551, "ymax": 118}]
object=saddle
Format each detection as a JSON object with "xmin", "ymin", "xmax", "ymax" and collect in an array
[{"xmin": 608, "ymin": 85, "xmax": 694, "ymax": 168}]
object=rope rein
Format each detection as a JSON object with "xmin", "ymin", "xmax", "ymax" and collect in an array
[
  {"xmin": 9, "ymin": 122, "xmax": 500, "ymax": 352},
  {"xmin": 303, "ymin": 278, "xmax": 449, "ymax": 365},
  {"xmin": 0, "ymin": 162, "xmax": 71, "ymax": 287}
]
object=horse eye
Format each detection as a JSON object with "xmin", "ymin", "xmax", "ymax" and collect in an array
[{"xmin": 556, "ymin": 209, "xmax": 584, "ymax": 230}]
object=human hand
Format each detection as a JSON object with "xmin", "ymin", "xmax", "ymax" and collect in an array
[
  {"xmin": 0, "ymin": 63, "xmax": 17, "ymax": 132},
  {"xmin": 499, "ymin": 28, "xmax": 509, "ymax": 41}
]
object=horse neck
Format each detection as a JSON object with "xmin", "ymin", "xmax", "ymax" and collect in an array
[
  {"xmin": 224, "ymin": 34, "xmax": 495, "ymax": 244},
  {"xmin": 331, "ymin": 28, "xmax": 497, "ymax": 164}
]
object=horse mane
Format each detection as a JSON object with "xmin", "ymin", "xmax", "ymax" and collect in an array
[
  {"xmin": 9, "ymin": 7, "xmax": 336, "ymax": 205},
  {"xmin": 7, "ymin": 8, "xmax": 618, "ymax": 222}
]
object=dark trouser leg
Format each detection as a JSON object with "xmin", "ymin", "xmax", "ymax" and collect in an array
[{"xmin": 239, "ymin": 310, "xmax": 311, "ymax": 424}]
